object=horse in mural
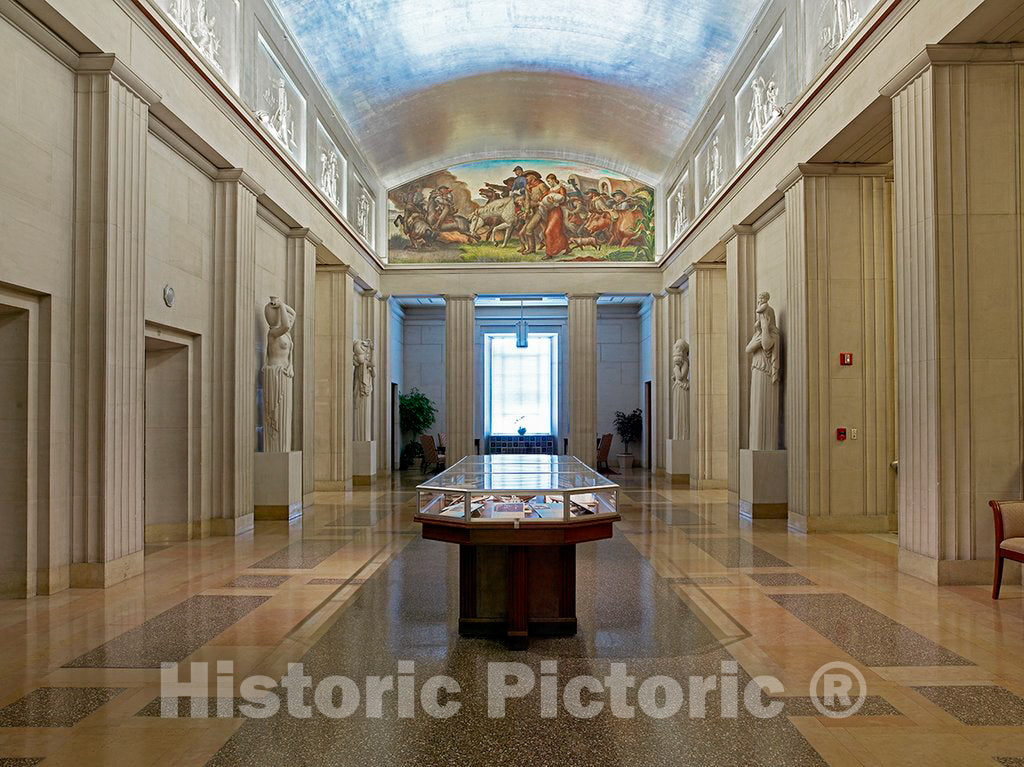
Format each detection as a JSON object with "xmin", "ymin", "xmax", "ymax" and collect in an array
[{"xmin": 468, "ymin": 196, "xmax": 517, "ymax": 246}]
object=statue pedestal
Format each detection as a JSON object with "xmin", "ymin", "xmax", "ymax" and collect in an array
[
  {"xmin": 665, "ymin": 439, "xmax": 690, "ymax": 484},
  {"xmin": 254, "ymin": 451, "xmax": 303, "ymax": 520},
  {"xmin": 739, "ymin": 449, "xmax": 788, "ymax": 518},
  {"xmin": 353, "ymin": 441, "xmax": 377, "ymax": 485}
]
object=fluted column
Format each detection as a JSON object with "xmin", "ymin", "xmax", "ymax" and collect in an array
[
  {"xmin": 445, "ymin": 295, "xmax": 476, "ymax": 463},
  {"xmin": 725, "ymin": 226, "xmax": 756, "ymax": 497},
  {"xmin": 568, "ymin": 294, "xmax": 598, "ymax": 461},
  {"xmin": 286, "ymin": 227, "xmax": 320, "ymax": 502},
  {"xmin": 886, "ymin": 48, "xmax": 1024, "ymax": 583},
  {"xmin": 314, "ymin": 265, "xmax": 355, "ymax": 488},
  {"xmin": 209, "ymin": 169, "xmax": 263, "ymax": 535},
  {"xmin": 781, "ymin": 165, "xmax": 895, "ymax": 533},
  {"xmin": 69, "ymin": 55, "xmax": 158, "ymax": 587},
  {"xmin": 686, "ymin": 263, "xmax": 728, "ymax": 488}
]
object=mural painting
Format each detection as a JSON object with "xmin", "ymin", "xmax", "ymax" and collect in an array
[{"xmin": 388, "ymin": 159, "xmax": 654, "ymax": 263}]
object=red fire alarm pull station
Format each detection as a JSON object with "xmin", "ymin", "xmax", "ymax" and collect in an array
[
  {"xmin": 839, "ymin": 353, "xmax": 854, "ymax": 366},
  {"xmin": 836, "ymin": 428, "xmax": 847, "ymax": 442}
]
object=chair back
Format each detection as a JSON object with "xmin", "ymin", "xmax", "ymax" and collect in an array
[
  {"xmin": 438, "ymin": 432, "xmax": 447, "ymax": 449},
  {"xmin": 420, "ymin": 434, "xmax": 439, "ymax": 464},
  {"xmin": 992, "ymin": 500, "xmax": 1024, "ymax": 541},
  {"xmin": 596, "ymin": 433, "xmax": 612, "ymax": 462}
]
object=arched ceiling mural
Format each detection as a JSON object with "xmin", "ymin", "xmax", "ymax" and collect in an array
[{"xmin": 271, "ymin": 0, "xmax": 765, "ymax": 187}]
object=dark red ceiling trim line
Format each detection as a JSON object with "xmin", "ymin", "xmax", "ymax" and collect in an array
[
  {"xmin": 128, "ymin": 0, "xmax": 383, "ymax": 271},
  {"xmin": 668, "ymin": 0, "xmax": 904, "ymax": 266}
]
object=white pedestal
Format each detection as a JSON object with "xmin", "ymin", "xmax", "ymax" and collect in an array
[
  {"xmin": 254, "ymin": 451, "xmax": 303, "ymax": 520},
  {"xmin": 739, "ymin": 449, "xmax": 788, "ymax": 518},
  {"xmin": 665, "ymin": 439, "xmax": 690, "ymax": 484},
  {"xmin": 353, "ymin": 440, "xmax": 377, "ymax": 485}
]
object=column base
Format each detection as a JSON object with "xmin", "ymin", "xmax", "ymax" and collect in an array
[
  {"xmin": 899, "ymin": 547, "xmax": 1018, "ymax": 585},
  {"xmin": 665, "ymin": 439, "xmax": 690, "ymax": 484},
  {"xmin": 739, "ymin": 449, "xmax": 788, "ymax": 519},
  {"xmin": 36, "ymin": 565, "xmax": 69, "ymax": 595},
  {"xmin": 70, "ymin": 550, "xmax": 144, "ymax": 589},
  {"xmin": 353, "ymin": 441, "xmax": 377, "ymax": 485},
  {"xmin": 788, "ymin": 512, "xmax": 890, "ymax": 533},
  {"xmin": 254, "ymin": 451, "xmax": 303, "ymax": 520}
]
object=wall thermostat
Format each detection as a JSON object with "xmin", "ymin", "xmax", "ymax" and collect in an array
[{"xmin": 162, "ymin": 284, "xmax": 175, "ymax": 308}]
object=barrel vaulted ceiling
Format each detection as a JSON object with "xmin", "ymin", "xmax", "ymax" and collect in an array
[{"xmin": 272, "ymin": 0, "xmax": 764, "ymax": 188}]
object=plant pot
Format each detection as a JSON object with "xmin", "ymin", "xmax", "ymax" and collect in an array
[{"xmin": 617, "ymin": 453, "xmax": 634, "ymax": 470}]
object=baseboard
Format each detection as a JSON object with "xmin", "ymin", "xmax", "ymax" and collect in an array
[
  {"xmin": 210, "ymin": 513, "xmax": 254, "ymax": 537},
  {"xmin": 254, "ymin": 504, "xmax": 302, "ymax": 521},
  {"xmin": 145, "ymin": 522, "xmax": 191, "ymax": 543},
  {"xmin": 70, "ymin": 550, "xmax": 144, "ymax": 589},
  {"xmin": 787, "ymin": 512, "xmax": 890, "ymax": 533},
  {"xmin": 36, "ymin": 564, "xmax": 69, "ymax": 595},
  {"xmin": 740, "ymin": 501, "xmax": 788, "ymax": 519}
]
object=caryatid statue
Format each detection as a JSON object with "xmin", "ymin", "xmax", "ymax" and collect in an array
[
  {"xmin": 263, "ymin": 297, "xmax": 296, "ymax": 453},
  {"xmin": 352, "ymin": 339, "xmax": 375, "ymax": 441},
  {"xmin": 671, "ymin": 338, "xmax": 690, "ymax": 440},
  {"xmin": 745, "ymin": 292, "xmax": 782, "ymax": 451}
]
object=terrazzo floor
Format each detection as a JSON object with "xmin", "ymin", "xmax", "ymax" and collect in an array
[{"xmin": 0, "ymin": 472, "xmax": 1023, "ymax": 765}]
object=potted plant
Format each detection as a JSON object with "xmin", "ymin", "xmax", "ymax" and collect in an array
[
  {"xmin": 613, "ymin": 408, "xmax": 643, "ymax": 470},
  {"xmin": 515, "ymin": 416, "xmax": 527, "ymax": 436},
  {"xmin": 398, "ymin": 388, "xmax": 437, "ymax": 470}
]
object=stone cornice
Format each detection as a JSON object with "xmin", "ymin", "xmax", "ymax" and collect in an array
[
  {"xmin": 77, "ymin": 53, "xmax": 161, "ymax": 106},
  {"xmin": 881, "ymin": 44, "xmax": 1024, "ymax": 98}
]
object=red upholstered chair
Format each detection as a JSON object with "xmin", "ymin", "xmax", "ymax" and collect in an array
[{"xmin": 990, "ymin": 500, "xmax": 1024, "ymax": 598}]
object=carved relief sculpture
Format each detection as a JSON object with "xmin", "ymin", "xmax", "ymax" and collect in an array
[
  {"xmin": 320, "ymin": 149, "xmax": 340, "ymax": 206},
  {"xmin": 263, "ymin": 297, "xmax": 296, "ymax": 453},
  {"xmin": 745, "ymin": 75, "xmax": 781, "ymax": 150},
  {"xmin": 168, "ymin": 0, "xmax": 223, "ymax": 73},
  {"xmin": 357, "ymin": 192, "xmax": 371, "ymax": 241},
  {"xmin": 256, "ymin": 78, "xmax": 297, "ymax": 153},
  {"xmin": 703, "ymin": 135, "xmax": 722, "ymax": 206},
  {"xmin": 353, "ymin": 339, "xmax": 375, "ymax": 441},
  {"xmin": 672, "ymin": 185, "xmax": 688, "ymax": 241},
  {"xmin": 745, "ymin": 292, "xmax": 781, "ymax": 451},
  {"xmin": 821, "ymin": 0, "xmax": 860, "ymax": 53},
  {"xmin": 671, "ymin": 338, "xmax": 690, "ymax": 440}
]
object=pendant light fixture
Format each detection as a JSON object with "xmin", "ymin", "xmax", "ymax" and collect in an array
[{"xmin": 515, "ymin": 298, "xmax": 529, "ymax": 348}]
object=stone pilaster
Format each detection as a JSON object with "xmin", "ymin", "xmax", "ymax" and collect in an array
[
  {"xmin": 724, "ymin": 226, "xmax": 756, "ymax": 497},
  {"xmin": 209, "ymin": 169, "xmax": 263, "ymax": 535},
  {"xmin": 69, "ymin": 55, "xmax": 158, "ymax": 587},
  {"xmin": 885, "ymin": 48, "xmax": 1024, "ymax": 582},
  {"xmin": 286, "ymin": 227, "xmax": 320, "ymax": 502},
  {"xmin": 781, "ymin": 165, "xmax": 895, "ymax": 533},
  {"xmin": 686, "ymin": 263, "xmax": 728, "ymax": 488},
  {"xmin": 652, "ymin": 292, "xmax": 669, "ymax": 470},
  {"xmin": 314, "ymin": 265, "xmax": 356, "ymax": 488},
  {"xmin": 568, "ymin": 294, "xmax": 599, "ymax": 462},
  {"xmin": 375, "ymin": 294, "xmax": 391, "ymax": 473},
  {"xmin": 445, "ymin": 295, "xmax": 476, "ymax": 463}
]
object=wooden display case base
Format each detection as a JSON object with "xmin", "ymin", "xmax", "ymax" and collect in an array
[{"xmin": 417, "ymin": 516, "xmax": 617, "ymax": 649}]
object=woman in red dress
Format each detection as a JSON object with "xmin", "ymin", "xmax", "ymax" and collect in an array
[{"xmin": 541, "ymin": 174, "xmax": 571, "ymax": 259}]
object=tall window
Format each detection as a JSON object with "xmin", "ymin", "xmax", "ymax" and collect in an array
[{"xmin": 485, "ymin": 333, "xmax": 558, "ymax": 435}]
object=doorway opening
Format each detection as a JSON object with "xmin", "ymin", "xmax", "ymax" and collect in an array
[
  {"xmin": 0, "ymin": 306, "xmax": 32, "ymax": 597},
  {"xmin": 144, "ymin": 336, "xmax": 191, "ymax": 542}
]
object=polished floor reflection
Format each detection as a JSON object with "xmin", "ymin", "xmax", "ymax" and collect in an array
[{"xmin": 1, "ymin": 473, "xmax": 1024, "ymax": 765}]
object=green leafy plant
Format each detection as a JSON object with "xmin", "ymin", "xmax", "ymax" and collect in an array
[
  {"xmin": 399, "ymin": 388, "xmax": 437, "ymax": 439},
  {"xmin": 398, "ymin": 388, "xmax": 437, "ymax": 470},
  {"xmin": 614, "ymin": 408, "xmax": 644, "ymax": 454}
]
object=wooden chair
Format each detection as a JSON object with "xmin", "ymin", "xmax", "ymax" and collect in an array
[
  {"xmin": 990, "ymin": 500, "xmax": 1024, "ymax": 598},
  {"xmin": 595, "ymin": 433, "xmax": 613, "ymax": 473},
  {"xmin": 420, "ymin": 434, "xmax": 445, "ymax": 474}
]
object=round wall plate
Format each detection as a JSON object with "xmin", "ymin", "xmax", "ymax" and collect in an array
[{"xmin": 162, "ymin": 284, "xmax": 175, "ymax": 308}]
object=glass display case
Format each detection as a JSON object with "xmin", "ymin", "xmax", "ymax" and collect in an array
[{"xmin": 416, "ymin": 455, "xmax": 619, "ymax": 523}]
